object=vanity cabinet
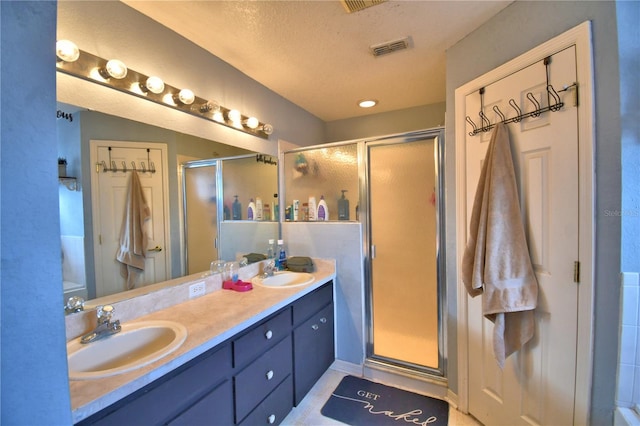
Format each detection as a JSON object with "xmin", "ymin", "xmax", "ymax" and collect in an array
[
  {"xmin": 292, "ymin": 283, "xmax": 335, "ymax": 406},
  {"xmin": 77, "ymin": 281, "xmax": 333, "ymax": 426},
  {"xmin": 81, "ymin": 343, "xmax": 233, "ymax": 426}
]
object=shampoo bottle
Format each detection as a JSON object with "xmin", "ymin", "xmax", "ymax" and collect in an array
[
  {"xmin": 338, "ymin": 190, "xmax": 349, "ymax": 220},
  {"xmin": 317, "ymin": 195, "xmax": 329, "ymax": 221},
  {"xmin": 232, "ymin": 195, "xmax": 242, "ymax": 220},
  {"xmin": 255, "ymin": 197, "xmax": 263, "ymax": 221},
  {"xmin": 308, "ymin": 196, "xmax": 317, "ymax": 221},
  {"xmin": 247, "ymin": 198, "xmax": 256, "ymax": 220}
]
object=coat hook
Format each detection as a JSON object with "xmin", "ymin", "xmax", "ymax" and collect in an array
[
  {"xmin": 479, "ymin": 110, "xmax": 491, "ymax": 130},
  {"xmin": 509, "ymin": 99, "xmax": 522, "ymax": 121},
  {"xmin": 121, "ymin": 161, "xmax": 127, "ymax": 173},
  {"xmin": 150, "ymin": 161, "xmax": 156, "ymax": 173},
  {"xmin": 111, "ymin": 160, "xmax": 117, "ymax": 172},
  {"xmin": 140, "ymin": 162, "xmax": 147, "ymax": 173},
  {"xmin": 131, "ymin": 161, "xmax": 137, "ymax": 171},
  {"xmin": 547, "ymin": 84, "xmax": 563, "ymax": 111},
  {"xmin": 526, "ymin": 92, "xmax": 542, "ymax": 117},
  {"xmin": 466, "ymin": 116, "xmax": 479, "ymax": 136},
  {"xmin": 493, "ymin": 105, "xmax": 506, "ymax": 122}
]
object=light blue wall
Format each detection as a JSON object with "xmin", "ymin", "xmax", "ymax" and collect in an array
[
  {"xmin": 445, "ymin": 1, "xmax": 622, "ymax": 423},
  {"xmin": 619, "ymin": 1, "xmax": 640, "ymax": 273},
  {"xmin": 0, "ymin": 1, "xmax": 73, "ymax": 424}
]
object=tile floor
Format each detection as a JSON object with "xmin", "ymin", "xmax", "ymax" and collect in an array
[{"xmin": 281, "ymin": 368, "xmax": 482, "ymax": 425}]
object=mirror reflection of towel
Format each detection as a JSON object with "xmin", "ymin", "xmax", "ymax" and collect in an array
[
  {"xmin": 461, "ymin": 123, "xmax": 538, "ymax": 368},
  {"xmin": 116, "ymin": 171, "xmax": 150, "ymax": 290}
]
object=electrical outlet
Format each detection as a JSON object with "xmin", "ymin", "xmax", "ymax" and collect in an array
[{"xmin": 189, "ymin": 281, "xmax": 205, "ymax": 299}]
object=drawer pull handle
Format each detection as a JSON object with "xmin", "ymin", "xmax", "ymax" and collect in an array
[
  {"xmin": 320, "ymin": 317, "xmax": 327, "ymax": 324},
  {"xmin": 265, "ymin": 330, "xmax": 273, "ymax": 340},
  {"xmin": 266, "ymin": 370, "xmax": 274, "ymax": 380},
  {"xmin": 268, "ymin": 414, "xmax": 276, "ymax": 424},
  {"xmin": 312, "ymin": 324, "xmax": 319, "ymax": 331}
]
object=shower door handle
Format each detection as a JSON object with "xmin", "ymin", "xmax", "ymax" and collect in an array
[{"xmin": 371, "ymin": 245, "xmax": 376, "ymax": 259}]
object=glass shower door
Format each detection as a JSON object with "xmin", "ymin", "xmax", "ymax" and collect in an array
[
  {"xmin": 367, "ymin": 132, "xmax": 444, "ymax": 374},
  {"xmin": 183, "ymin": 162, "xmax": 219, "ymax": 275}
]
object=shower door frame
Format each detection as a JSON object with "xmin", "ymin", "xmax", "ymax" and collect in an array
[
  {"xmin": 362, "ymin": 127, "xmax": 447, "ymax": 379},
  {"xmin": 180, "ymin": 158, "xmax": 223, "ymax": 276}
]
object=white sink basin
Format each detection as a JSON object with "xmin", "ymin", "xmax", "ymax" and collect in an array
[
  {"xmin": 67, "ymin": 320, "xmax": 187, "ymax": 380},
  {"xmin": 252, "ymin": 271, "xmax": 315, "ymax": 289}
]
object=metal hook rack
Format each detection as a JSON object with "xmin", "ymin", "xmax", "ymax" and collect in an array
[
  {"xmin": 96, "ymin": 147, "xmax": 156, "ymax": 174},
  {"xmin": 465, "ymin": 57, "xmax": 577, "ymax": 137}
]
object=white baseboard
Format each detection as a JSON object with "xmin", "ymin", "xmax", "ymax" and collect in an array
[{"xmin": 330, "ymin": 359, "xmax": 363, "ymax": 377}]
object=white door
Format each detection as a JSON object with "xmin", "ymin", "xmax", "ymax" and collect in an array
[
  {"xmin": 91, "ymin": 141, "xmax": 169, "ymax": 298},
  {"xmin": 464, "ymin": 46, "xmax": 580, "ymax": 425}
]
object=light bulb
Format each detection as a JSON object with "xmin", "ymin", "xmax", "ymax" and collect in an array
[
  {"xmin": 143, "ymin": 76, "xmax": 165, "ymax": 94},
  {"xmin": 56, "ymin": 40, "xmax": 79, "ymax": 62},
  {"xmin": 99, "ymin": 59, "xmax": 128, "ymax": 79},
  {"xmin": 358, "ymin": 99, "xmax": 378, "ymax": 108},
  {"xmin": 244, "ymin": 117, "xmax": 260, "ymax": 129},
  {"xmin": 177, "ymin": 89, "xmax": 195, "ymax": 105},
  {"xmin": 261, "ymin": 124, "xmax": 274, "ymax": 135},
  {"xmin": 213, "ymin": 111, "xmax": 224, "ymax": 122},
  {"xmin": 199, "ymin": 100, "xmax": 220, "ymax": 113},
  {"xmin": 227, "ymin": 109, "xmax": 241, "ymax": 123}
]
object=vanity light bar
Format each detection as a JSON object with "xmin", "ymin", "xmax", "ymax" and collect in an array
[{"xmin": 55, "ymin": 44, "xmax": 273, "ymax": 139}]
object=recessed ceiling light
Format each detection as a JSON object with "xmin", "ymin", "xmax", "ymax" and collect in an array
[{"xmin": 358, "ymin": 99, "xmax": 378, "ymax": 108}]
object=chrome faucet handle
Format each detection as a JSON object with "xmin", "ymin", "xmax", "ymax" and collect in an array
[
  {"xmin": 96, "ymin": 305, "xmax": 115, "ymax": 323},
  {"xmin": 65, "ymin": 296, "xmax": 85, "ymax": 313}
]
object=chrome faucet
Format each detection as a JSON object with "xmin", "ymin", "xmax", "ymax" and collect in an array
[
  {"xmin": 80, "ymin": 305, "xmax": 122, "ymax": 344},
  {"xmin": 262, "ymin": 260, "xmax": 276, "ymax": 278}
]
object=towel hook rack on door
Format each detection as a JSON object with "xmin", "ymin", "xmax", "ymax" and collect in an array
[
  {"xmin": 465, "ymin": 56, "xmax": 576, "ymax": 136},
  {"xmin": 96, "ymin": 147, "xmax": 157, "ymax": 174}
]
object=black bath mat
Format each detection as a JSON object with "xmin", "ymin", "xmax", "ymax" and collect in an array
[{"xmin": 321, "ymin": 375, "xmax": 448, "ymax": 426}]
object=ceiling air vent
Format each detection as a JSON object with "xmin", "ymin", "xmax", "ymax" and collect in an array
[
  {"xmin": 340, "ymin": 0, "xmax": 387, "ymax": 14},
  {"xmin": 370, "ymin": 37, "xmax": 411, "ymax": 57}
]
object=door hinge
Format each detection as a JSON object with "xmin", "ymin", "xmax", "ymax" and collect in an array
[
  {"xmin": 573, "ymin": 261, "xmax": 580, "ymax": 283},
  {"xmin": 98, "ymin": 234, "xmax": 102, "ymax": 245}
]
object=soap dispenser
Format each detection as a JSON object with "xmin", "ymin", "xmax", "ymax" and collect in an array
[
  {"xmin": 338, "ymin": 190, "xmax": 349, "ymax": 220},
  {"xmin": 232, "ymin": 195, "xmax": 242, "ymax": 220}
]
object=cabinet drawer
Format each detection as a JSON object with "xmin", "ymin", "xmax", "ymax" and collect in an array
[
  {"xmin": 292, "ymin": 282, "xmax": 332, "ymax": 326},
  {"xmin": 86, "ymin": 344, "xmax": 232, "ymax": 425},
  {"xmin": 235, "ymin": 335, "xmax": 292, "ymax": 422},
  {"xmin": 167, "ymin": 379, "xmax": 233, "ymax": 425},
  {"xmin": 293, "ymin": 303, "xmax": 335, "ymax": 405},
  {"xmin": 239, "ymin": 375, "xmax": 293, "ymax": 426},
  {"xmin": 234, "ymin": 308, "xmax": 291, "ymax": 367}
]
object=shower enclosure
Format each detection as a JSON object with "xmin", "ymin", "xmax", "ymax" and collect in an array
[
  {"xmin": 365, "ymin": 128, "xmax": 446, "ymax": 377},
  {"xmin": 283, "ymin": 127, "xmax": 446, "ymax": 380}
]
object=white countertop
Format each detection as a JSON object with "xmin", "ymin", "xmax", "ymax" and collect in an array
[{"xmin": 69, "ymin": 259, "xmax": 336, "ymax": 423}]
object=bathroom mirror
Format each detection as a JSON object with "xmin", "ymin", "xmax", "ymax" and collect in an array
[{"xmin": 58, "ymin": 103, "xmax": 279, "ymax": 308}]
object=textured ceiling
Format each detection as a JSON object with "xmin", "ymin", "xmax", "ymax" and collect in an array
[{"xmin": 123, "ymin": 0, "xmax": 512, "ymax": 122}]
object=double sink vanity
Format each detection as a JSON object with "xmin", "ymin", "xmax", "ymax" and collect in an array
[{"xmin": 66, "ymin": 259, "xmax": 336, "ymax": 425}]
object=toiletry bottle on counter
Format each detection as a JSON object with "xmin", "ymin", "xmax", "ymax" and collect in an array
[
  {"xmin": 338, "ymin": 190, "xmax": 349, "ymax": 220},
  {"xmin": 276, "ymin": 239, "xmax": 287, "ymax": 270},
  {"xmin": 255, "ymin": 197, "xmax": 263, "ymax": 220},
  {"xmin": 317, "ymin": 195, "xmax": 329, "ymax": 221},
  {"xmin": 247, "ymin": 198, "xmax": 256, "ymax": 220},
  {"xmin": 267, "ymin": 239, "xmax": 276, "ymax": 259},
  {"xmin": 232, "ymin": 195, "xmax": 242, "ymax": 220},
  {"xmin": 308, "ymin": 196, "xmax": 317, "ymax": 221}
]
